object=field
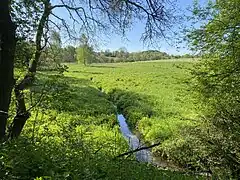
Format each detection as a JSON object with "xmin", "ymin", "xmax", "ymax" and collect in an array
[
  {"xmin": 2, "ymin": 0, "xmax": 238, "ymax": 178},
  {"xmin": 65, "ymin": 59, "xmax": 200, "ymax": 165},
  {"xmin": 1, "ymin": 59, "xmax": 204, "ymax": 179}
]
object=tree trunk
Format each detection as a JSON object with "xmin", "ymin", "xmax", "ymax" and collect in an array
[
  {"xmin": 9, "ymin": 1, "xmax": 51, "ymax": 138},
  {"xmin": 0, "ymin": 0, "xmax": 16, "ymax": 140},
  {"xmin": 8, "ymin": 88, "xmax": 30, "ymax": 138}
]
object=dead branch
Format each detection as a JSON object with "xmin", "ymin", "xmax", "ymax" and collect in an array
[{"xmin": 114, "ymin": 142, "xmax": 161, "ymax": 159}]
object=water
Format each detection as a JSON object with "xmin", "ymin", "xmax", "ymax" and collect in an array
[
  {"xmin": 116, "ymin": 115, "xmax": 211, "ymax": 177},
  {"xmin": 117, "ymin": 114, "xmax": 184, "ymax": 170},
  {"xmin": 117, "ymin": 114, "xmax": 152, "ymax": 163}
]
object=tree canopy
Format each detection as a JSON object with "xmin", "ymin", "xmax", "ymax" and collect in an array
[{"xmin": 188, "ymin": 0, "xmax": 240, "ymax": 177}]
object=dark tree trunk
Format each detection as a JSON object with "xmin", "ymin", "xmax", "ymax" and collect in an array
[
  {"xmin": 8, "ymin": 88, "xmax": 30, "ymax": 138},
  {"xmin": 9, "ymin": 1, "xmax": 51, "ymax": 139},
  {"xmin": 0, "ymin": 0, "xmax": 16, "ymax": 140}
]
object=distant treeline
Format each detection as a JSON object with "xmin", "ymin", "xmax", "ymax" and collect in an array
[
  {"xmin": 58, "ymin": 46, "xmax": 197, "ymax": 64},
  {"xmin": 16, "ymin": 32, "xmax": 197, "ymax": 69},
  {"xmin": 95, "ymin": 49, "xmax": 196, "ymax": 63},
  {"xmin": 15, "ymin": 36, "xmax": 197, "ymax": 68}
]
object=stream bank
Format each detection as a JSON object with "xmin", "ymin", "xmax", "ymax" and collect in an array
[{"xmin": 117, "ymin": 113, "xmax": 181, "ymax": 170}]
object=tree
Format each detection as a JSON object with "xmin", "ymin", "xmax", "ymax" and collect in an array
[
  {"xmin": 104, "ymin": 49, "xmax": 112, "ymax": 57},
  {"xmin": 76, "ymin": 34, "xmax": 95, "ymax": 65},
  {"xmin": 50, "ymin": 30, "xmax": 62, "ymax": 48},
  {"xmin": 117, "ymin": 47, "xmax": 129, "ymax": 58},
  {"xmin": 76, "ymin": 45, "xmax": 96, "ymax": 65},
  {"xmin": 1, "ymin": 0, "xmax": 178, "ymax": 139},
  {"xmin": 14, "ymin": 40, "xmax": 35, "ymax": 68},
  {"xmin": 39, "ymin": 30, "xmax": 63, "ymax": 69},
  {"xmin": 7, "ymin": 0, "xmax": 52, "ymax": 138},
  {"xmin": 62, "ymin": 46, "xmax": 76, "ymax": 63},
  {"xmin": 188, "ymin": 0, "xmax": 240, "ymax": 177},
  {"xmin": 0, "ymin": 0, "xmax": 16, "ymax": 140}
]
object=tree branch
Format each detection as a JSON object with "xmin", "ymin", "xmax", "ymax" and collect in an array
[{"xmin": 114, "ymin": 142, "xmax": 161, "ymax": 159}]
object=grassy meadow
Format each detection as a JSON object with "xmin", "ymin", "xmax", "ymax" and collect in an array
[
  {"xmin": 65, "ymin": 59, "xmax": 201, "ymax": 167},
  {"xmin": 2, "ymin": 0, "xmax": 238, "ymax": 178},
  {"xmin": 0, "ymin": 59, "xmax": 205, "ymax": 179}
]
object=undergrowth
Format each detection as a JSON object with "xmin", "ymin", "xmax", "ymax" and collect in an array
[
  {"xmin": 65, "ymin": 60, "xmax": 233, "ymax": 178},
  {"xmin": 0, "ymin": 68, "xmax": 196, "ymax": 179}
]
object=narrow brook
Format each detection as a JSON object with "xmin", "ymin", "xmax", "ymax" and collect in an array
[
  {"xmin": 117, "ymin": 114, "xmax": 152, "ymax": 163},
  {"xmin": 117, "ymin": 114, "xmax": 210, "ymax": 177},
  {"xmin": 117, "ymin": 114, "xmax": 179, "ymax": 169}
]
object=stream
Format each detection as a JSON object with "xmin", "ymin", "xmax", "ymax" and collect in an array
[
  {"xmin": 117, "ymin": 114, "xmax": 182, "ymax": 170},
  {"xmin": 117, "ymin": 114, "xmax": 172, "ymax": 168},
  {"xmin": 117, "ymin": 114, "xmax": 210, "ymax": 177},
  {"xmin": 117, "ymin": 114, "xmax": 181, "ymax": 170},
  {"xmin": 117, "ymin": 114, "xmax": 153, "ymax": 163}
]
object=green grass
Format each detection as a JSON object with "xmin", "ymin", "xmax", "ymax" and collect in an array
[
  {"xmin": 65, "ymin": 60, "xmax": 200, "ymax": 165},
  {"xmin": 0, "ymin": 60, "xmax": 204, "ymax": 179}
]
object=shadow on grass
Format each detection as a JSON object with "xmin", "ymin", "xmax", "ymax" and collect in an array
[
  {"xmin": 31, "ymin": 73, "xmax": 160, "ymax": 128},
  {"xmin": 32, "ymin": 74, "xmax": 115, "ymax": 117},
  {"xmin": 72, "ymin": 70, "xmax": 104, "ymax": 75},
  {"xmin": 108, "ymin": 88, "xmax": 161, "ymax": 128},
  {"xmin": 90, "ymin": 65, "xmax": 118, "ymax": 69},
  {"xmin": 0, "ymin": 136, "xmax": 191, "ymax": 180}
]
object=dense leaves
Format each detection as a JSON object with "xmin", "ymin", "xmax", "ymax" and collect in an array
[{"xmin": 188, "ymin": 0, "xmax": 240, "ymax": 177}]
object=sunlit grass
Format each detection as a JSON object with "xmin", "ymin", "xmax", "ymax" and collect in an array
[
  {"xmin": 2, "ymin": 59, "xmax": 203, "ymax": 179},
  {"xmin": 65, "ymin": 59, "xmax": 199, "ymax": 159}
]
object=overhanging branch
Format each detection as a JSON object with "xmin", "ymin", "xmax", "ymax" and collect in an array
[{"xmin": 114, "ymin": 142, "xmax": 161, "ymax": 159}]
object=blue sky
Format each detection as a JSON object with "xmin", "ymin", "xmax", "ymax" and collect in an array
[
  {"xmin": 53, "ymin": 0, "xmax": 206, "ymax": 55},
  {"xmin": 97, "ymin": 0, "xmax": 200, "ymax": 55}
]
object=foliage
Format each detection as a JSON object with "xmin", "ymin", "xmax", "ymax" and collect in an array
[
  {"xmin": 14, "ymin": 40, "xmax": 35, "ymax": 68},
  {"xmin": 63, "ymin": 47, "xmax": 196, "ymax": 64},
  {"xmin": 76, "ymin": 34, "xmax": 96, "ymax": 65},
  {"xmin": 0, "ymin": 69, "xmax": 194, "ymax": 179},
  {"xmin": 66, "ymin": 60, "xmax": 204, "ymax": 174},
  {"xmin": 96, "ymin": 49, "xmax": 195, "ymax": 63},
  {"xmin": 76, "ymin": 46, "xmax": 96, "ymax": 65},
  {"xmin": 1, "ymin": 0, "xmax": 182, "ymax": 140},
  {"xmin": 62, "ymin": 46, "xmax": 76, "ymax": 63},
  {"xmin": 108, "ymin": 89, "xmax": 156, "ymax": 129},
  {"xmin": 38, "ymin": 31, "xmax": 66, "ymax": 71},
  {"xmin": 187, "ymin": 0, "xmax": 240, "ymax": 178},
  {"xmin": 38, "ymin": 31, "xmax": 62, "ymax": 70},
  {"xmin": 3, "ymin": 0, "xmax": 233, "ymax": 178},
  {"xmin": 67, "ymin": 58, "xmax": 240, "ymax": 177},
  {"xmin": 1, "ymin": 0, "xmax": 202, "ymax": 179},
  {"xmin": 11, "ymin": 0, "xmax": 43, "ymax": 41}
]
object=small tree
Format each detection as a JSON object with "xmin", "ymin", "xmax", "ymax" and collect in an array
[
  {"xmin": 76, "ymin": 34, "xmax": 95, "ymax": 65},
  {"xmin": 188, "ymin": 0, "xmax": 240, "ymax": 177}
]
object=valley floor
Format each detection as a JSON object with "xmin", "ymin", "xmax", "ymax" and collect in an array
[{"xmin": 1, "ymin": 59, "xmax": 205, "ymax": 179}]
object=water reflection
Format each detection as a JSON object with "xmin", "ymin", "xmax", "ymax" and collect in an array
[{"xmin": 117, "ymin": 114, "xmax": 152, "ymax": 163}]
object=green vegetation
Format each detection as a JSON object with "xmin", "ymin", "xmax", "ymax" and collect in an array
[
  {"xmin": 187, "ymin": 0, "xmax": 240, "ymax": 177},
  {"xmin": 2, "ymin": 1, "xmax": 190, "ymax": 179},
  {"xmin": 94, "ymin": 49, "xmax": 196, "ymax": 64},
  {"xmin": 76, "ymin": 34, "xmax": 96, "ymax": 66},
  {"xmin": 66, "ymin": 60, "xmax": 202, "ymax": 170},
  {"xmin": 41, "ymin": 42, "xmax": 196, "ymax": 66},
  {"xmin": 1, "ymin": 0, "xmax": 239, "ymax": 179},
  {"xmin": 66, "ymin": 55, "xmax": 239, "ymax": 178},
  {"xmin": 0, "ymin": 64, "xmax": 199, "ymax": 179}
]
